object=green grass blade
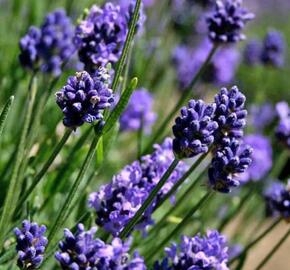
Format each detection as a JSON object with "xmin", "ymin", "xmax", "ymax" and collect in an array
[{"xmin": 0, "ymin": 96, "xmax": 14, "ymax": 139}]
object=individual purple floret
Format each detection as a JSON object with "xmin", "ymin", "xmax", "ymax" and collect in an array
[
  {"xmin": 261, "ymin": 30, "xmax": 285, "ymax": 67},
  {"xmin": 173, "ymin": 40, "xmax": 240, "ymax": 89},
  {"xmin": 19, "ymin": 9, "xmax": 75, "ymax": 76},
  {"xmin": 14, "ymin": 220, "xmax": 48, "ymax": 269},
  {"xmin": 207, "ymin": 0, "xmax": 254, "ymax": 43},
  {"xmin": 88, "ymin": 138, "xmax": 188, "ymax": 236},
  {"xmin": 55, "ymin": 224, "xmax": 146, "ymax": 269},
  {"xmin": 264, "ymin": 181, "xmax": 290, "ymax": 221},
  {"xmin": 237, "ymin": 134, "xmax": 272, "ymax": 183},
  {"xmin": 74, "ymin": 3, "xmax": 128, "ymax": 72},
  {"xmin": 154, "ymin": 230, "xmax": 229, "ymax": 270},
  {"xmin": 172, "ymin": 100, "xmax": 218, "ymax": 159},
  {"xmin": 275, "ymin": 101, "xmax": 290, "ymax": 148},
  {"xmin": 120, "ymin": 89, "xmax": 156, "ymax": 133},
  {"xmin": 244, "ymin": 39, "xmax": 262, "ymax": 65},
  {"xmin": 213, "ymin": 86, "xmax": 247, "ymax": 143},
  {"xmin": 208, "ymin": 137, "xmax": 252, "ymax": 192},
  {"xmin": 55, "ymin": 69, "xmax": 114, "ymax": 128},
  {"xmin": 250, "ymin": 103, "xmax": 275, "ymax": 132}
]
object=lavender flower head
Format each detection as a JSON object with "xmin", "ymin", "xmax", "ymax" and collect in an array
[
  {"xmin": 250, "ymin": 103, "xmax": 275, "ymax": 132},
  {"xmin": 19, "ymin": 9, "xmax": 75, "ymax": 76},
  {"xmin": 172, "ymin": 100, "xmax": 218, "ymax": 159},
  {"xmin": 173, "ymin": 40, "xmax": 240, "ymax": 89},
  {"xmin": 120, "ymin": 89, "xmax": 156, "ymax": 133},
  {"xmin": 208, "ymin": 137, "xmax": 252, "ymax": 192},
  {"xmin": 207, "ymin": 0, "xmax": 254, "ymax": 43},
  {"xmin": 55, "ymin": 224, "xmax": 146, "ymax": 269},
  {"xmin": 244, "ymin": 39, "xmax": 262, "ymax": 66},
  {"xmin": 261, "ymin": 30, "xmax": 285, "ymax": 67},
  {"xmin": 237, "ymin": 134, "xmax": 272, "ymax": 183},
  {"xmin": 275, "ymin": 101, "xmax": 290, "ymax": 149},
  {"xmin": 74, "ymin": 3, "xmax": 128, "ymax": 72},
  {"xmin": 213, "ymin": 86, "xmax": 247, "ymax": 143},
  {"xmin": 264, "ymin": 181, "xmax": 290, "ymax": 221},
  {"xmin": 88, "ymin": 138, "xmax": 188, "ymax": 236},
  {"xmin": 155, "ymin": 230, "xmax": 229, "ymax": 270},
  {"xmin": 14, "ymin": 220, "xmax": 48, "ymax": 269},
  {"xmin": 55, "ymin": 69, "xmax": 114, "ymax": 128}
]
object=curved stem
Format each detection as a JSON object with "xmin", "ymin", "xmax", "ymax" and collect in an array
[
  {"xmin": 0, "ymin": 96, "xmax": 14, "ymax": 139},
  {"xmin": 255, "ymin": 227, "xmax": 290, "ymax": 270},
  {"xmin": 119, "ymin": 158, "xmax": 180, "ymax": 239},
  {"xmin": 15, "ymin": 129, "xmax": 72, "ymax": 212},
  {"xmin": 145, "ymin": 191, "xmax": 214, "ymax": 262},
  {"xmin": 142, "ymin": 45, "xmax": 219, "ymax": 155},
  {"xmin": 229, "ymin": 218, "xmax": 282, "ymax": 265}
]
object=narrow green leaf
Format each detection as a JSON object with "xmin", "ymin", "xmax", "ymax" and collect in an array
[
  {"xmin": 0, "ymin": 77, "xmax": 37, "ymax": 250},
  {"xmin": 0, "ymin": 96, "xmax": 14, "ymax": 139},
  {"xmin": 96, "ymin": 136, "xmax": 104, "ymax": 168},
  {"xmin": 102, "ymin": 77, "xmax": 138, "ymax": 134}
]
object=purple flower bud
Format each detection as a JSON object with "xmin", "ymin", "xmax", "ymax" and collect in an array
[{"xmin": 275, "ymin": 101, "xmax": 290, "ymax": 149}]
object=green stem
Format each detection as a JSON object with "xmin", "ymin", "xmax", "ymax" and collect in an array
[
  {"xmin": 0, "ymin": 96, "xmax": 14, "ymax": 139},
  {"xmin": 111, "ymin": 0, "xmax": 141, "ymax": 92},
  {"xmin": 270, "ymin": 149, "xmax": 289, "ymax": 179},
  {"xmin": 142, "ymin": 45, "xmax": 219, "ymax": 155},
  {"xmin": 47, "ymin": 134, "xmax": 100, "ymax": 249},
  {"xmin": 0, "ymin": 77, "xmax": 37, "ymax": 250},
  {"xmin": 119, "ymin": 158, "xmax": 180, "ymax": 239},
  {"xmin": 154, "ymin": 152, "xmax": 208, "ymax": 211},
  {"xmin": 229, "ymin": 218, "xmax": 282, "ymax": 265},
  {"xmin": 145, "ymin": 191, "xmax": 214, "ymax": 262},
  {"xmin": 15, "ymin": 129, "xmax": 72, "ymax": 212},
  {"xmin": 255, "ymin": 227, "xmax": 290, "ymax": 270}
]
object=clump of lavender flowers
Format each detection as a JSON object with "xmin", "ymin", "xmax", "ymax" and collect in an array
[
  {"xmin": 207, "ymin": 0, "xmax": 254, "ymax": 43},
  {"xmin": 173, "ymin": 40, "xmax": 240, "ymax": 89},
  {"xmin": 19, "ymin": 9, "xmax": 75, "ymax": 76},
  {"xmin": 55, "ymin": 224, "xmax": 146, "ymax": 269},
  {"xmin": 172, "ymin": 99, "xmax": 218, "ymax": 159},
  {"xmin": 55, "ymin": 69, "xmax": 114, "ymax": 128},
  {"xmin": 264, "ymin": 181, "xmax": 290, "ymax": 221},
  {"xmin": 120, "ymin": 89, "xmax": 156, "ymax": 133},
  {"xmin": 88, "ymin": 138, "xmax": 188, "ymax": 236},
  {"xmin": 275, "ymin": 101, "xmax": 290, "ymax": 148},
  {"xmin": 237, "ymin": 134, "xmax": 272, "ymax": 183},
  {"xmin": 14, "ymin": 220, "xmax": 48, "ymax": 269},
  {"xmin": 154, "ymin": 230, "xmax": 229, "ymax": 270}
]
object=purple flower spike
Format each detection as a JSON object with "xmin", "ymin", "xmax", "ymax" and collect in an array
[
  {"xmin": 207, "ymin": 0, "xmax": 254, "ymax": 44},
  {"xmin": 74, "ymin": 3, "xmax": 128, "ymax": 72},
  {"xmin": 244, "ymin": 39, "xmax": 262, "ymax": 66},
  {"xmin": 261, "ymin": 30, "xmax": 285, "ymax": 67},
  {"xmin": 55, "ymin": 224, "xmax": 146, "ymax": 269},
  {"xmin": 55, "ymin": 69, "xmax": 114, "ymax": 128},
  {"xmin": 275, "ymin": 101, "xmax": 290, "ymax": 149},
  {"xmin": 264, "ymin": 181, "xmax": 290, "ymax": 221},
  {"xmin": 208, "ymin": 137, "xmax": 252, "ymax": 193},
  {"xmin": 14, "ymin": 220, "xmax": 48, "ymax": 269},
  {"xmin": 155, "ymin": 230, "xmax": 229, "ymax": 270},
  {"xmin": 120, "ymin": 89, "xmax": 156, "ymax": 133},
  {"xmin": 19, "ymin": 9, "xmax": 75, "ymax": 76},
  {"xmin": 172, "ymin": 99, "xmax": 218, "ymax": 159},
  {"xmin": 88, "ymin": 138, "xmax": 188, "ymax": 236},
  {"xmin": 214, "ymin": 86, "xmax": 247, "ymax": 143}
]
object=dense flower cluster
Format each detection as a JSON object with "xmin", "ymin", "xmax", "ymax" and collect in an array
[
  {"xmin": 213, "ymin": 86, "xmax": 247, "ymax": 143},
  {"xmin": 154, "ymin": 230, "xmax": 229, "ymax": 270},
  {"xmin": 173, "ymin": 40, "xmax": 240, "ymax": 89},
  {"xmin": 208, "ymin": 137, "xmax": 252, "ymax": 192},
  {"xmin": 19, "ymin": 9, "xmax": 75, "ymax": 76},
  {"xmin": 88, "ymin": 138, "xmax": 188, "ymax": 235},
  {"xmin": 206, "ymin": 0, "xmax": 254, "ymax": 43},
  {"xmin": 120, "ymin": 89, "xmax": 156, "ymax": 133},
  {"xmin": 244, "ymin": 30, "xmax": 285, "ymax": 67},
  {"xmin": 275, "ymin": 101, "xmax": 290, "ymax": 148},
  {"xmin": 14, "ymin": 220, "xmax": 48, "ymax": 269},
  {"xmin": 74, "ymin": 3, "xmax": 128, "ymax": 72},
  {"xmin": 55, "ymin": 70, "xmax": 114, "ymax": 128},
  {"xmin": 172, "ymin": 99, "xmax": 218, "ymax": 159},
  {"xmin": 55, "ymin": 224, "xmax": 146, "ymax": 269},
  {"xmin": 264, "ymin": 181, "xmax": 290, "ymax": 221},
  {"xmin": 237, "ymin": 134, "xmax": 272, "ymax": 183}
]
